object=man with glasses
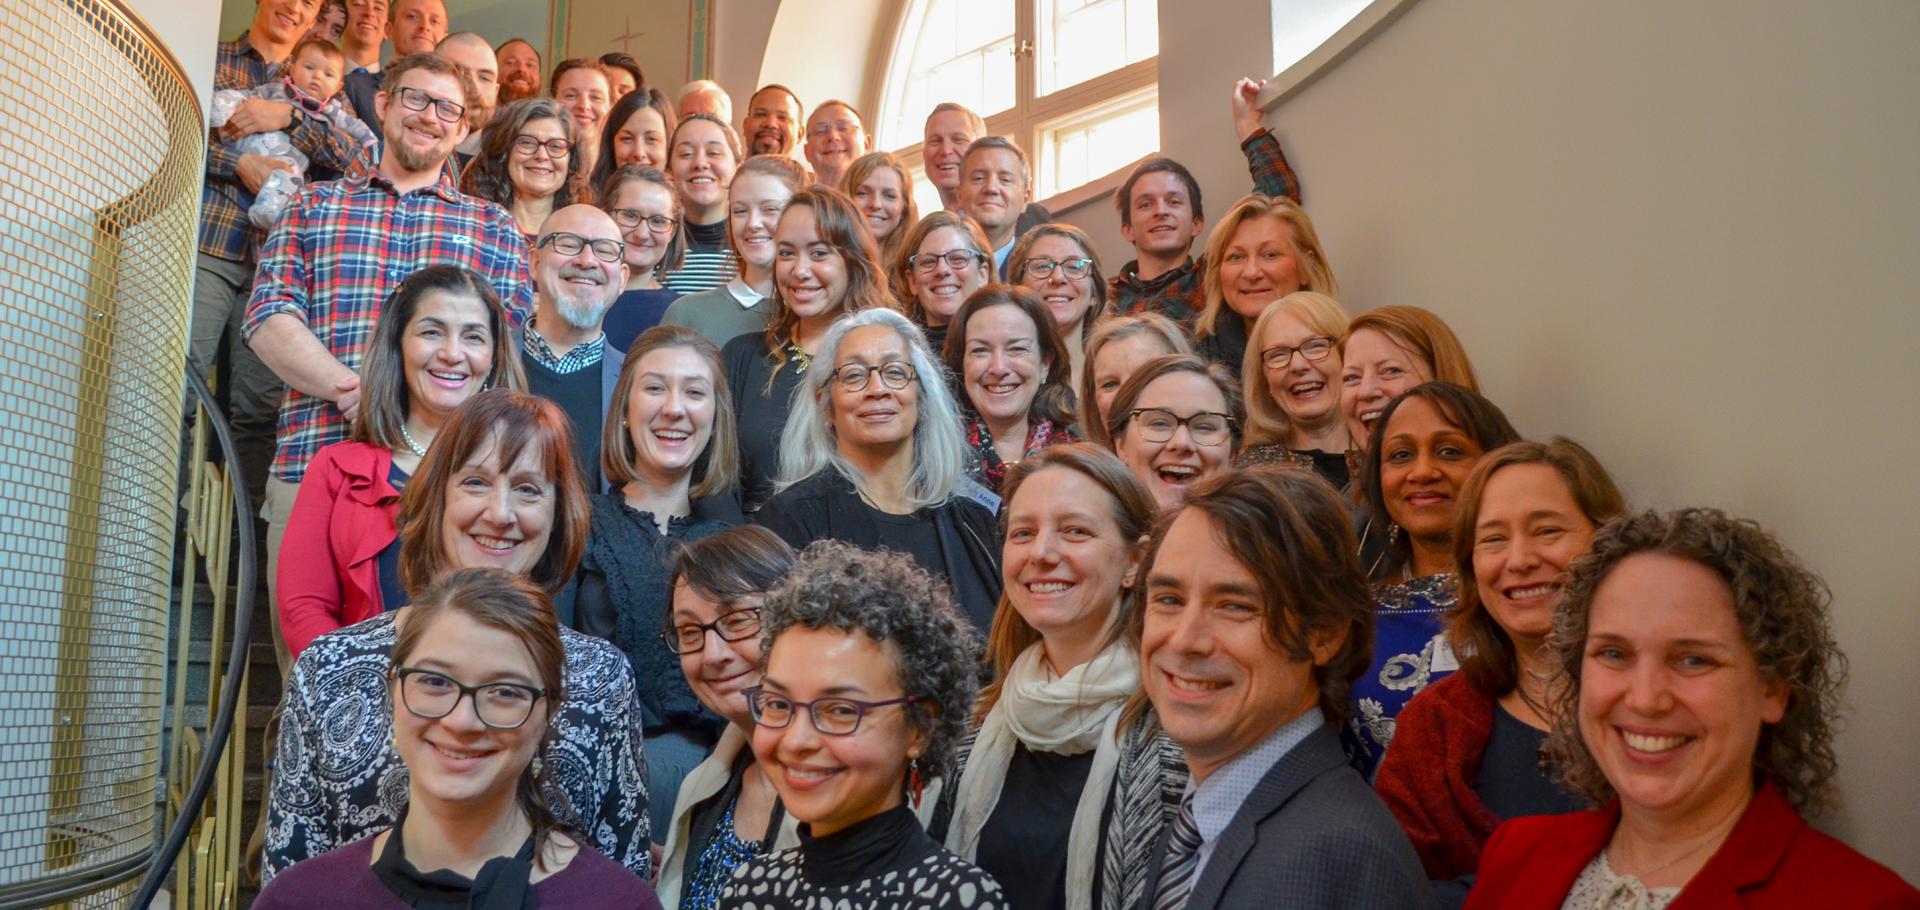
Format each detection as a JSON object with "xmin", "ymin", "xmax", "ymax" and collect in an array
[
  {"xmin": 1138, "ymin": 468, "xmax": 1429, "ymax": 910},
  {"xmin": 518, "ymin": 205, "xmax": 631, "ymax": 490},
  {"xmin": 1109, "ymin": 77, "xmax": 1303, "ymax": 324},
  {"xmin": 802, "ymin": 100, "xmax": 872, "ymax": 189},
  {"xmin": 245, "ymin": 52, "xmax": 532, "ymax": 673}
]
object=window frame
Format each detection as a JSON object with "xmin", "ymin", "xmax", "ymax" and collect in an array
[{"xmin": 876, "ymin": 0, "xmax": 1160, "ymax": 208}]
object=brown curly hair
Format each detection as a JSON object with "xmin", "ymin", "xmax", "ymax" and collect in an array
[{"xmin": 1545, "ymin": 508, "xmax": 1847, "ymax": 814}]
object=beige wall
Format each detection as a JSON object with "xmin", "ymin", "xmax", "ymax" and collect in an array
[
  {"xmin": 137, "ymin": 0, "xmax": 220, "ymax": 113},
  {"xmin": 1235, "ymin": 0, "xmax": 1918, "ymax": 878}
]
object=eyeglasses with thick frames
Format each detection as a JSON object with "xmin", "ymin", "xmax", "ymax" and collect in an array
[
  {"xmin": 394, "ymin": 667, "xmax": 547, "ymax": 729},
  {"xmin": 512, "ymin": 134, "xmax": 572, "ymax": 159},
  {"xmin": 610, "ymin": 209, "xmax": 677, "ymax": 233},
  {"xmin": 538, "ymin": 231, "xmax": 625, "ymax": 263},
  {"xmin": 1128, "ymin": 407, "xmax": 1236, "ymax": 446},
  {"xmin": 661, "ymin": 607, "xmax": 762, "ymax": 655},
  {"xmin": 829, "ymin": 360, "xmax": 917, "ymax": 392},
  {"xmin": 1023, "ymin": 257, "xmax": 1093, "ymax": 280},
  {"xmin": 909, "ymin": 249, "xmax": 987, "ymax": 274},
  {"xmin": 394, "ymin": 86, "xmax": 466, "ymax": 124},
  {"xmin": 1260, "ymin": 336, "xmax": 1336, "ymax": 371},
  {"xmin": 743, "ymin": 686, "xmax": 919, "ymax": 736}
]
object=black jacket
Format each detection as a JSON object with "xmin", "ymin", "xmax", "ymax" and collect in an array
[{"xmin": 754, "ymin": 470, "xmax": 1002, "ymax": 632}]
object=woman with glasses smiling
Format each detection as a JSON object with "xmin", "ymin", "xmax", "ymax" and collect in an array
[
  {"xmin": 654, "ymin": 527, "xmax": 798, "ymax": 910},
  {"xmin": 256, "ymin": 569, "xmax": 659, "ymax": 909},
  {"xmin": 754, "ymin": 308, "xmax": 1004, "ymax": 631},
  {"xmin": 891, "ymin": 211, "xmax": 996, "ymax": 355},
  {"xmin": 1238, "ymin": 290, "xmax": 1355, "ymax": 489},
  {"xmin": 1008, "ymin": 224, "xmax": 1109, "ymax": 392},
  {"xmin": 1103, "ymin": 353, "xmax": 1245, "ymax": 511},
  {"xmin": 465, "ymin": 98, "xmax": 580, "ymax": 244},
  {"xmin": 597, "ymin": 165, "xmax": 685, "ymax": 352},
  {"xmin": 716, "ymin": 541, "xmax": 1002, "ymax": 910}
]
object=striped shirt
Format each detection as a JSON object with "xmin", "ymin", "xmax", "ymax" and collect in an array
[
  {"xmin": 659, "ymin": 218, "xmax": 738, "ymax": 293},
  {"xmin": 201, "ymin": 33, "xmax": 360, "ymax": 263},
  {"xmin": 244, "ymin": 150, "xmax": 533, "ymax": 483}
]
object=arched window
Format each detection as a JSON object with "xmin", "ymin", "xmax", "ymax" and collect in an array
[{"xmin": 877, "ymin": 0, "xmax": 1160, "ymax": 210}]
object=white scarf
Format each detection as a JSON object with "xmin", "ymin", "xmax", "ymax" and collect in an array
[{"xmin": 947, "ymin": 639, "xmax": 1138, "ymax": 910}]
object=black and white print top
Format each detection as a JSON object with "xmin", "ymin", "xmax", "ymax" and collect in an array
[
  {"xmin": 261, "ymin": 612, "xmax": 652, "ymax": 883},
  {"xmin": 719, "ymin": 805, "xmax": 1002, "ymax": 910}
]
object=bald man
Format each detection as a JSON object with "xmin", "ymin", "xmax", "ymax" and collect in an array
[
  {"xmin": 522, "ymin": 205, "xmax": 630, "ymax": 489},
  {"xmin": 677, "ymin": 79, "xmax": 732, "ymax": 123}
]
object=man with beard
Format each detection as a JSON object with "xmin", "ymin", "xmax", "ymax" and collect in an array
[
  {"xmin": 244, "ymin": 52, "xmax": 533, "ymax": 668},
  {"xmin": 519, "ymin": 205, "xmax": 630, "ymax": 490},
  {"xmin": 741, "ymin": 83, "xmax": 803, "ymax": 158},
  {"xmin": 495, "ymin": 38, "xmax": 542, "ymax": 104},
  {"xmin": 343, "ymin": 0, "xmax": 447, "ymax": 132},
  {"xmin": 802, "ymin": 99, "xmax": 870, "ymax": 189}
]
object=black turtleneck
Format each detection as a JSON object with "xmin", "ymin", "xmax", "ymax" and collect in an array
[{"xmin": 717, "ymin": 804, "xmax": 1003, "ymax": 909}]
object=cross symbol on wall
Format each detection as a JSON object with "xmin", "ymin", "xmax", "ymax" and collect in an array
[{"xmin": 612, "ymin": 17, "xmax": 644, "ymax": 52}]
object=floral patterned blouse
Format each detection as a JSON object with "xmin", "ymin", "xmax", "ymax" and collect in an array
[{"xmin": 964, "ymin": 415, "xmax": 1079, "ymax": 493}]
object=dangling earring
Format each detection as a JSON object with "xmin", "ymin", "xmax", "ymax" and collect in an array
[
  {"xmin": 907, "ymin": 757, "xmax": 925, "ymax": 810},
  {"xmin": 531, "ymin": 753, "xmax": 544, "ymax": 779},
  {"xmin": 1387, "ymin": 522, "xmax": 1402, "ymax": 547}
]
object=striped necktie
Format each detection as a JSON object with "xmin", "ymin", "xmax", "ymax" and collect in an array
[{"xmin": 1153, "ymin": 792, "xmax": 1205, "ymax": 910}]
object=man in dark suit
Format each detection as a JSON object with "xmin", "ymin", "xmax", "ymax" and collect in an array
[
  {"xmin": 1136, "ymin": 468, "xmax": 1434, "ymax": 910},
  {"xmin": 344, "ymin": 0, "xmax": 447, "ymax": 134}
]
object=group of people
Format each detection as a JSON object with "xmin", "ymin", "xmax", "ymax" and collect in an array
[{"xmin": 197, "ymin": 2, "xmax": 1918, "ymax": 909}]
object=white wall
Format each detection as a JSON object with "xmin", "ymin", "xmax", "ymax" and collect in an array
[
  {"xmin": 136, "ymin": 0, "xmax": 220, "ymax": 113},
  {"xmin": 1223, "ymin": 0, "xmax": 1918, "ymax": 879}
]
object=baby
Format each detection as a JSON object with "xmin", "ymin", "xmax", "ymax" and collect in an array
[{"xmin": 211, "ymin": 38, "xmax": 378, "ymax": 228}]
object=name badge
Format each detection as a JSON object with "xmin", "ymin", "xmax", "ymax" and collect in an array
[{"xmin": 1429, "ymin": 635, "xmax": 1460, "ymax": 674}]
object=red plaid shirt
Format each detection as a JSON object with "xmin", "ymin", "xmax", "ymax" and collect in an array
[
  {"xmin": 1109, "ymin": 127, "xmax": 1302, "ymax": 325},
  {"xmin": 244, "ymin": 151, "xmax": 533, "ymax": 482},
  {"xmin": 200, "ymin": 33, "xmax": 360, "ymax": 263}
]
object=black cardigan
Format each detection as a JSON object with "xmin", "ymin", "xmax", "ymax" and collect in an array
[{"xmin": 752, "ymin": 470, "xmax": 1002, "ymax": 632}]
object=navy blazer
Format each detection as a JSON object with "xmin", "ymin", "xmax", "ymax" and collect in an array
[{"xmin": 1139, "ymin": 721, "xmax": 1436, "ymax": 910}]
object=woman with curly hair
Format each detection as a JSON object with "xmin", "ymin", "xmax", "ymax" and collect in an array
[
  {"xmin": 1466, "ymin": 509, "xmax": 1919, "ymax": 908},
  {"xmin": 719, "ymin": 541, "xmax": 1004, "ymax": 909},
  {"xmin": 1374, "ymin": 439, "xmax": 1624, "ymax": 906}
]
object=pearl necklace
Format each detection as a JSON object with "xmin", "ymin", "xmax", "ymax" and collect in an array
[{"xmin": 400, "ymin": 422, "xmax": 428, "ymax": 457}]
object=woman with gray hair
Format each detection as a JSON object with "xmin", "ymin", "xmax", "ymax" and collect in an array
[
  {"xmin": 718, "ymin": 541, "xmax": 1003, "ymax": 909},
  {"xmin": 753, "ymin": 307, "xmax": 1003, "ymax": 630}
]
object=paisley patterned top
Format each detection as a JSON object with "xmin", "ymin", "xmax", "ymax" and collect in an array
[
  {"xmin": 261, "ymin": 612, "xmax": 652, "ymax": 883},
  {"xmin": 1349, "ymin": 573, "xmax": 1461, "ymax": 777}
]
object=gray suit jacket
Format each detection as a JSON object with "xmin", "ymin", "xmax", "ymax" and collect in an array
[{"xmin": 1139, "ymin": 722, "xmax": 1435, "ymax": 910}]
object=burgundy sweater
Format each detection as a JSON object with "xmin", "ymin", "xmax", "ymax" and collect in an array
[
  {"xmin": 252, "ymin": 833, "xmax": 662, "ymax": 909},
  {"xmin": 1372, "ymin": 672, "xmax": 1506, "ymax": 880}
]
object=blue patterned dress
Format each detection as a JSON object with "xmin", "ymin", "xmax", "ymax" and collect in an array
[{"xmin": 1349, "ymin": 573, "xmax": 1461, "ymax": 777}]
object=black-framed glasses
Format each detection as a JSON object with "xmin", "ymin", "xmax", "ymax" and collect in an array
[
  {"xmin": 830, "ymin": 360, "xmax": 917, "ymax": 392},
  {"xmin": 1128, "ymin": 407, "xmax": 1236, "ymax": 446},
  {"xmin": 511, "ymin": 134, "xmax": 572, "ymax": 159},
  {"xmin": 743, "ymin": 686, "xmax": 919, "ymax": 736},
  {"xmin": 661, "ymin": 607, "xmax": 763, "ymax": 654},
  {"xmin": 538, "ymin": 231, "xmax": 625, "ymax": 263},
  {"xmin": 610, "ymin": 209, "xmax": 677, "ymax": 233},
  {"xmin": 1260, "ymin": 336, "xmax": 1336, "ymax": 371},
  {"xmin": 395, "ymin": 86, "xmax": 466, "ymax": 124},
  {"xmin": 909, "ymin": 249, "xmax": 987, "ymax": 274},
  {"xmin": 1023, "ymin": 257, "xmax": 1093, "ymax": 280},
  {"xmin": 394, "ymin": 667, "xmax": 547, "ymax": 729}
]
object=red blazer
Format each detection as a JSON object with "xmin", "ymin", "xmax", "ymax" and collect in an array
[
  {"xmin": 1374, "ymin": 671, "xmax": 1502, "ymax": 879},
  {"xmin": 1466, "ymin": 779, "xmax": 1920, "ymax": 909},
  {"xmin": 277, "ymin": 442, "xmax": 401, "ymax": 658}
]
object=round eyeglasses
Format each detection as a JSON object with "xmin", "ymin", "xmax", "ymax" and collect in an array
[
  {"xmin": 394, "ymin": 667, "xmax": 547, "ymax": 729},
  {"xmin": 910, "ymin": 249, "xmax": 987, "ymax": 274},
  {"xmin": 1260, "ymin": 336, "xmax": 1336, "ymax": 371},
  {"xmin": 610, "ymin": 209, "xmax": 677, "ymax": 233},
  {"xmin": 743, "ymin": 686, "xmax": 919, "ymax": 736},
  {"xmin": 830, "ymin": 360, "xmax": 917, "ymax": 392},
  {"xmin": 512, "ymin": 134, "xmax": 572, "ymax": 159},
  {"xmin": 1128, "ymin": 407, "xmax": 1235, "ymax": 446}
]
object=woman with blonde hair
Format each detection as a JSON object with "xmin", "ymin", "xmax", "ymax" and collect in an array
[
  {"xmin": 1238, "ymin": 290, "xmax": 1353, "ymax": 488},
  {"xmin": 1339, "ymin": 304, "xmax": 1478, "ymax": 448},
  {"xmin": 1077, "ymin": 313, "xmax": 1192, "ymax": 449},
  {"xmin": 661, "ymin": 154, "xmax": 810, "ymax": 346},
  {"xmin": 1192, "ymin": 194, "xmax": 1337, "ymax": 374},
  {"xmin": 842, "ymin": 151, "xmax": 920, "ymax": 288}
]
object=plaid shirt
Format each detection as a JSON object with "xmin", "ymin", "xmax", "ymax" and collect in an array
[
  {"xmin": 200, "ymin": 33, "xmax": 360, "ymax": 263},
  {"xmin": 522, "ymin": 318, "xmax": 606, "ymax": 374},
  {"xmin": 1109, "ymin": 127, "xmax": 1302, "ymax": 326},
  {"xmin": 244, "ymin": 151, "xmax": 534, "ymax": 483}
]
